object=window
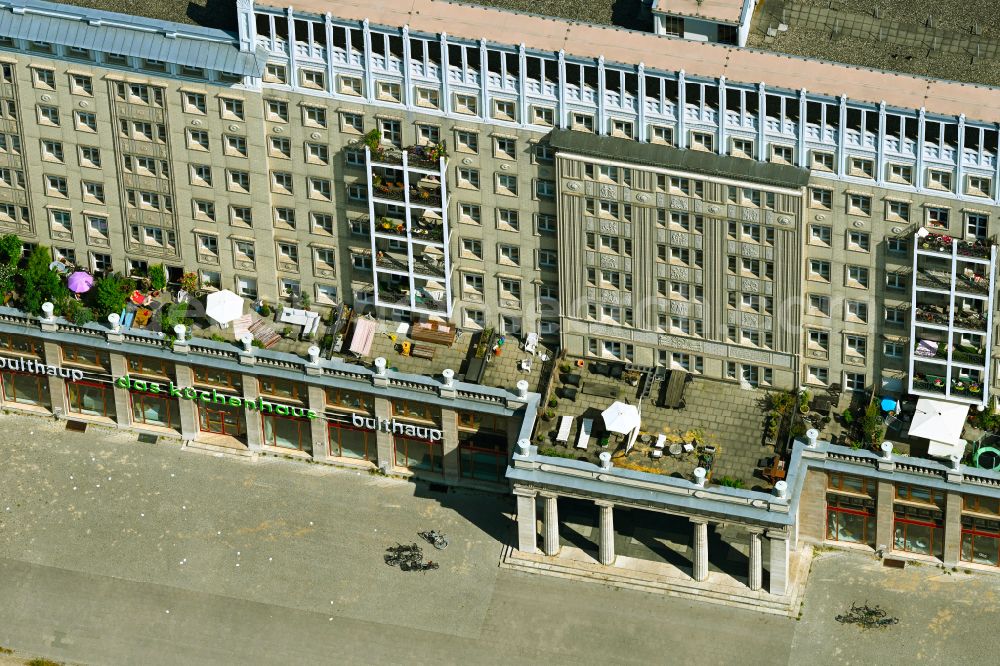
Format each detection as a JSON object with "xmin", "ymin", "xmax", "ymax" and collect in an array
[
  {"xmin": 496, "ymin": 174, "xmax": 517, "ymax": 196},
  {"xmin": 91, "ymin": 253, "xmax": 112, "ymax": 272},
  {"xmin": 41, "ymin": 140, "xmax": 64, "ymax": 162},
  {"xmin": 314, "ymin": 247, "xmax": 337, "ymax": 272},
  {"xmin": 190, "ymin": 164, "xmax": 213, "ymax": 187},
  {"xmin": 415, "ymin": 87, "xmax": 439, "ymax": 109},
  {"xmin": 86, "ymin": 215, "xmax": 108, "ymax": 240},
  {"xmin": 227, "ymin": 170, "xmax": 250, "ymax": 193},
  {"xmin": 810, "ymin": 225, "xmax": 832, "ymax": 246},
  {"xmin": 809, "ymin": 294, "xmax": 830, "ymax": 316},
  {"xmin": 74, "ymin": 111, "xmax": 97, "ymax": 132},
  {"xmin": 273, "ymin": 207, "xmax": 295, "ymax": 229},
  {"xmin": 811, "ymin": 151, "xmax": 834, "ymax": 171},
  {"xmin": 187, "ymin": 129, "xmax": 209, "ymax": 151},
  {"xmin": 808, "ymin": 330, "xmax": 829, "ymax": 350},
  {"xmin": 82, "ymin": 181, "xmax": 105, "ymax": 204},
  {"xmin": 691, "ymin": 131, "xmax": 714, "ymax": 152},
  {"xmin": 849, "ymin": 157, "xmax": 874, "ymax": 178},
  {"xmin": 308, "ymin": 177, "xmax": 332, "ymax": 201},
  {"xmin": 732, "ymin": 138, "xmax": 754, "ymax": 158},
  {"xmin": 928, "ymin": 169, "xmax": 952, "ymax": 191},
  {"xmin": 49, "ymin": 209, "xmax": 72, "ymax": 235},
  {"xmin": 809, "ymin": 260, "xmax": 831, "ymax": 282},
  {"xmin": 536, "ymin": 213, "xmax": 556, "ymax": 235},
  {"xmin": 457, "ymin": 167, "xmax": 480, "ymax": 190},
  {"xmin": 265, "ymin": 99, "xmax": 289, "ymax": 123},
  {"xmin": 968, "ymin": 176, "xmax": 992, "ymax": 198},
  {"xmin": 966, "ymin": 213, "xmax": 988, "ymax": 241},
  {"xmin": 494, "ymin": 99, "xmax": 516, "ymax": 121},
  {"xmin": 230, "ymin": 206, "xmax": 252, "ymax": 227},
  {"xmin": 886, "ymin": 272, "xmax": 906, "ymax": 290},
  {"xmin": 887, "ymin": 200, "xmax": 910, "ymax": 222},
  {"xmin": 845, "ymin": 335, "xmax": 867, "ymax": 358},
  {"xmin": 459, "ymin": 204, "xmax": 481, "ymax": 225},
  {"xmin": 650, "ymin": 125, "xmax": 674, "ymax": 145},
  {"xmin": 271, "ymin": 171, "xmax": 293, "ymax": 195},
  {"xmin": 771, "ymin": 144, "xmax": 793, "ymax": 164},
  {"xmin": 341, "ymin": 112, "xmax": 363, "ymax": 134},
  {"xmin": 193, "ymin": 200, "xmax": 215, "ymax": 222},
  {"xmin": 845, "ymin": 300, "xmax": 868, "ymax": 323},
  {"xmin": 196, "ymin": 233, "xmax": 219, "ymax": 259},
  {"xmin": 846, "ymin": 266, "xmax": 869, "ymax": 289},
  {"xmin": 532, "ymin": 106, "xmax": 554, "ymax": 126},
  {"xmin": 926, "ymin": 206, "xmax": 950, "ymax": 229},
  {"xmin": 277, "ymin": 242, "xmax": 299, "ymax": 267},
  {"xmin": 269, "ymin": 136, "xmax": 291, "ymax": 159},
  {"xmin": 69, "ymin": 73, "xmax": 92, "ymax": 96},
  {"xmin": 888, "ymin": 163, "xmax": 913, "ymax": 185},
  {"xmin": 535, "ymin": 180, "xmax": 555, "ymax": 199},
  {"xmin": 848, "ymin": 194, "xmax": 871, "ymax": 216},
  {"xmin": 32, "ymin": 68, "xmax": 55, "ymax": 89},
  {"xmin": 370, "ymin": 80, "xmax": 400, "ymax": 103},
  {"xmin": 301, "ymin": 69, "xmax": 326, "ymax": 90},
  {"xmin": 378, "ymin": 118, "xmax": 399, "ymax": 144},
  {"xmin": 416, "ymin": 124, "xmax": 439, "ymax": 146},
  {"xmin": 499, "ymin": 278, "xmax": 521, "ymax": 302},
  {"xmin": 847, "ymin": 231, "xmax": 870, "ymax": 252},
  {"xmin": 38, "ymin": 105, "xmax": 60, "ymax": 126},
  {"xmin": 810, "ymin": 188, "xmax": 832, "ymax": 209},
  {"xmin": 611, "ymin": 119, "xmax": 633, "ymax": 139},
  {"xmin": 498, "ymin": 245, "xmax": 520, "ymax": 266},
  {"xmin": 494, "ymin": 137, "xmax": 515, "ymax": 160},
  {"xmin": 885, "ymin": 307, "xmax": 905, "ymax": 326},
  {"xmin": 456, "ymin": 131, "xmax": 479, "ymax": 153},
  {"xmin": 264, "ymin": 63, "xmax": 287, "ymax": 84},
  {"xmin": 221, "ymin": 98, "xmax": 244, "ymax": 121},
  {"xmin": 455, "ymin": 94, "xmax": 478, "ymax": 115},
  {"xmin": 533, "ymin": 143, "xmax": 554, "ymax": 163},
  {"xmin": 572, "ymin": 113, "xmax": 594, "ymax": 132},
  {"xmin": 461, "ymin": 238, "xmax": 482, "ymax": 260},
  {"xmin": 339, "ymin": 75, "xmax": 362, "ymax": 96},
  {"xmin": 887, "ymin": 237, "xmax": 908, "ymax": 255},
  {"xmin": 312, "ymin": 213, "xmax": 334, "ymax": 235},
  {"xmin": 884, "ymin": 341, "xmax": 903, "ymax": 358},
  {"xmin": 463, "ymin": 273, "xmax": 484, "ymax": 295},
  {"xmin": 538, "ymin": 250, "xmax": 557, "ymax": 268},
  {"xmin": 224, "ymin": 135, "xmax": 248, "ymax": 158},
  {"xmin": 304, "ymin": 106, "xmax": 328, "ymax": 128},
  {"xmin": 45, "ymin": 175, "xmax": 68, "ymax": 198}
]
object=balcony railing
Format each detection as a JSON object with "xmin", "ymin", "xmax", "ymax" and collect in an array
[
  {"xmin": 913, "ymin": 341, "xmax": 986, "ymax": 366},
  {"xmin": 914, "ymin": 307, "xmax": 988, "ymax": 331},
  {"xmin": 914, "ymin": 270, "xmax": 990, "ymax": 295}
]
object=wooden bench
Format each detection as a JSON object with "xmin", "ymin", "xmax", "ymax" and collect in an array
[
  {"xmin": 410, "ymin": 343, "xmax": 435, "ymax": 360},
  {"xmin": 582, "ymin": 382, "xmax": 620, "ymax": 399},
  {"xmin": 410, "ymin": 322, "xmax": 456, "ymax": 346}
]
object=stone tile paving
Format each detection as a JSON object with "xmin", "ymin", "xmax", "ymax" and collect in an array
[{"xmin": 540, "ymin": 369, "xmax": 777, "ymax": 488}]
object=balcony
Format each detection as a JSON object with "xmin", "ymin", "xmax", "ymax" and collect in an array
[
  {"xmin": 914, "ymin": 270, "xmax": 990, "ymax": 297},
  {"xmin": 913, "ymin": 340, "xmax": 986, "ymax": 367},
  {"xmin": 914, "ymin": 307, "xmax": 988, "ymax": 332},
  {"xmin": 916, "ymin": 232, "xmax": 991, "ymax": 261}
]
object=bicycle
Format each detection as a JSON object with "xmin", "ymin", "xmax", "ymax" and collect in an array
[{"xmin": 418, "ymin": 530, "xmax": 450, "ymax": 550}]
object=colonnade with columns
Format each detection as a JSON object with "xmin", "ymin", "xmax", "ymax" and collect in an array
[{"xmin": 513, "ymin": 487, "xmax": 791, "ymax": 595}]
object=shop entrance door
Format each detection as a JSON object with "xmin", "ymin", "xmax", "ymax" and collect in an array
[{"xmin": 199, "ymin": 406, "xmax": 243, "ymax": 437}]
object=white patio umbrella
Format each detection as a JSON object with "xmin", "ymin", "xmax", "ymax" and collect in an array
[
  {"xmin": 205, "ymin": 289, "xmax": 245, "ymax": 329},
  {"xmin": 908, "ymin": 398, "xmax": 970, "ymax": 459},
  {"xmin": 602, "ymin": 401, "xmax": 642, "ymax": 452}
]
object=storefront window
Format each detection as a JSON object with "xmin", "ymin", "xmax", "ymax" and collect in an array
[
  {"xmin": 1, "ymin": 372, "xmax": 51, "ymax": 408},
  {"xmin": 963, "ymin": 495, "xmax": 1000, "ymax": 516},
  {"xmin": 961, "ymin": 516, "xmax": 1000, "ymax": 567},
  {"xmin": 895, "ymin": 484, "xmax": 943, "ymax": 507},
  {"xmin": 394, "ymin": 435, "xmax": 443, "ymax": 473},
  {"xmin": 130, "ymin": 392, "xmax": 180, "ymax": 429},
  {"xmin": 457, "ymin": 411, "xmax": 505, "ymax": 433},
  {"xmin": 259, "ymin": 377, "xmax": 305, "ymax": 401},
  {"xmin": 826, "ymin": 494, "xmax": 876, "ymax": 546},
  {"xmin": 193, "ymin": 366, "xmax": 241, "ymax": 390},
  {"xmin": 262, "ymin": 413, "xmax": 310, "ymax": 450},
  {"xmin": 326, "ymin": 388, "xmax": 373, "ymax": 413},
  {"xmin": 198, "ymin": 404, "xmax": 247, "ymax": 439},
  {"xmin": 391, "ymin": 400, "xmax": 438, "ymax": 423},
  {"xmin": 459, "ymin": 433, "xmax": 507, "ymax": 483},
  {"xmin": 893, "ymin": 506, "xmax": 944, "ymax": 559},
  {"xmin": 329, "ymin": 423, "xmax": 376, "ymax": 460},
  {"xmin": 67, "ymin": 380, "xmax": 111, "ymax": 417}
]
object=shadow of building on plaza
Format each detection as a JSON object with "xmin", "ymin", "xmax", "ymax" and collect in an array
[{"xmin": 412, "ymin": 480, "xmax": 514, "ymax": 544}]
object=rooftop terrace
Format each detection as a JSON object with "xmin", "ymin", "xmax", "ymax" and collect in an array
[
  {"xmin": 749, "ymin": 0, "xmax": 1000, "ymax": 87},
  {"xmin": 460, "ymin": 0, "xmax": 651, "ymax": 29}
]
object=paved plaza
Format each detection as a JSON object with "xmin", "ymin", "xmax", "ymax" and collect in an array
[
  {"xmin": 543, "ymin": 372, "xmax": 774, "ymax": 487},
  {"xmin": 1, "ymin": 413, "xmax": 999, "ymax": 665}
]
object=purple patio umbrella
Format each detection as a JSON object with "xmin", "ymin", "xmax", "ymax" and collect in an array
[{"xmin": 67, "ymin": 271, "xmax": 94, "ymax": 294}]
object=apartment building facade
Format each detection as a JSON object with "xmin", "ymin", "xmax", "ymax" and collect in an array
[{"xmin": 1, "ymin": 0, "xmax": 1000, "ymax": 402}]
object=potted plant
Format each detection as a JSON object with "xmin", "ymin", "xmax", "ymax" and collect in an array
[
  {"xmin": 148, "ymin": 263, "xmax": 167, "ymax": 294},
  {"xmin": 179, "ymin": 272, "xmax": 199, "ymax": 295}
]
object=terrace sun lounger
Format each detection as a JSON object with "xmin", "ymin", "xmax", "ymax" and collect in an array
[
  {"xmin": 556, "ymin": 416, "xmax": 573, "ymax": 444},
  {"xmin": 654, "ymin": 434, "xmax": 667, "ymax": 449},
  {"xmin": 576, "ymin": 418, "xmax": 593, "ymax": 450}
]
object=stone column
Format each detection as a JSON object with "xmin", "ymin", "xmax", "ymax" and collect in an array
[
  {"xmin": 767, "ymin": 531, "xmax": 789, "ymax": 595},
  {"xmin": 748, "ymin": 528, "xmax": 763, "ymax": 591},
  {"xmin": 513, "ymin": 487, "xmax": 538, "ymax": 554},
  {"xmin": 943, "ymin": 491, "xmax": 962, "ymax": 567},
  {"xmin": 691, "ymin": 518, "xmax": 709, "ymax": 582},
  {"xmin": 43, "ymin": 341, "xmax": 67, "ymax": 417},
  {"xmin": 439, "ymin": 406, "xmax": 460, "ymax": 485},
  {"xmin": 542, "ymin": 492, "xmax": 560, "ymax": 556},
  {"xmin": 373, "ymin": 396, "xmax": 394, "ymax": 472},
  {"xmin": 307, "ymin": 385, "xmax": 329, "ymax": 461},
  {"xmin": 241, "ymin": 373, "xmax": 263, "ymax": 452},
  {"xmin": 108, "ymin": 352, "xmax": 132, "ymax": 427},
  {"xmin": 173, "ymin": 364, "xmax": 199, "ymax": 441},
  {"xmin": 875, "ymin": 479, "xmax": 895, "ymax": 553},
  {"xmin": 597, "ymin": 501, "xmax": 615, "ymax": 565}
]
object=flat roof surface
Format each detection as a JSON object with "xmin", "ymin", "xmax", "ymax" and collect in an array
[
  {"xmin": 272, "ymin": 0, "xmax": 1000, "ymax": 124},
  {"xmin": 655, "ymin": 0, "xmax": 745, "ymax": 24},
  {"xmin": 50, "ymin": 0, "xmax": 237, "ymax": 31},
  {"xmin": 748, "ymin": 0, "xmax": 1000, "ymax": 87},
  {"xmin": 456, "ymin": 0, "xmax": 649, "ymax": 30}
]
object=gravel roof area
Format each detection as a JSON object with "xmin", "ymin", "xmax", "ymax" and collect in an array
[
  {"xmin": 460, "ymin": 0, "xmax": 650, "ymax": 30},
  {"xmin": 55, "ymin": 0, "xmax": 238, "ymax": 32},
  {"xmin": 749, "ymin": 0, "xmax": 1000, "ymax": 87}
]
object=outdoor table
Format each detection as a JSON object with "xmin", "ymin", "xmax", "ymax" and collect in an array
[{"xmin": 763, "ymin": 456, "xmax": 786, "ymax": 483}]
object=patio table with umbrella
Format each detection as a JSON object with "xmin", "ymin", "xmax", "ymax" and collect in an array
[
  {"xmin": 601, "ymin": 401, "xmax": 641, "ymax": 453},
  {"xmin": 205, "ymin": 289, "xmax": 245, "ymax": 329},
  {"xmin": 67, "ymin": 271, "xmax": 94, "ymax": 295}
]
